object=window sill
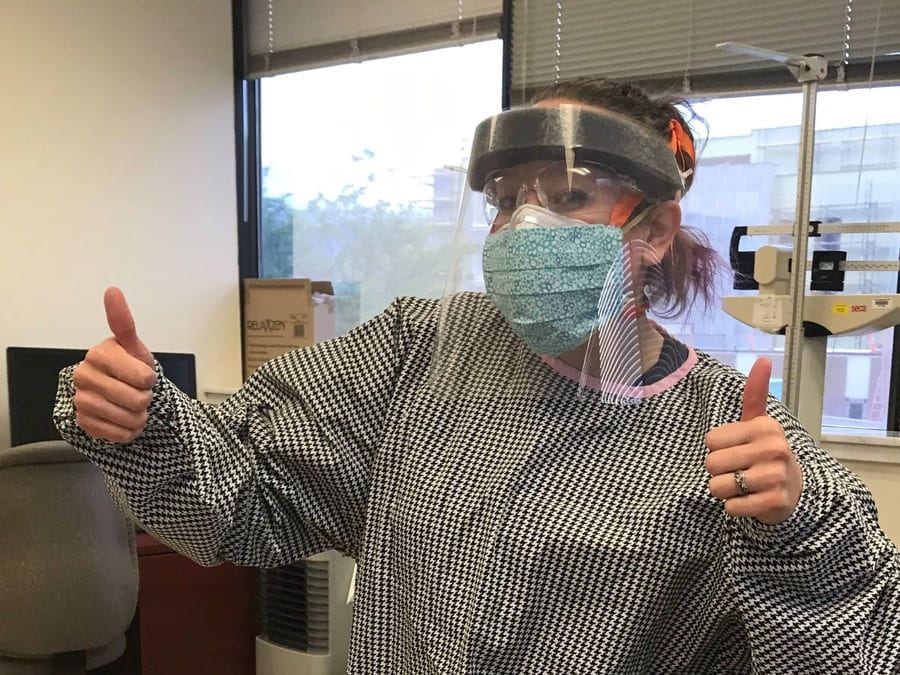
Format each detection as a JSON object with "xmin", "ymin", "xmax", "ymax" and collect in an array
[
  {"xmin": 822, "ymin": 429, "xmax": 900, "ymax": 464},
  {"xmin": 203, "ymin": 386, "xmax": 238, "ymax": 406}
]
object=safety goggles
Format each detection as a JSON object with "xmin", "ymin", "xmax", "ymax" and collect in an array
[{"xmin": 483, "ymin": 161, "xmax": 645, "ymax": 231}]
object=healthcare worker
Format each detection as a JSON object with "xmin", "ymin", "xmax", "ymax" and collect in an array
[{"xmin": 56, "ymin": 77, "xmax": 900, "ymax": 673}]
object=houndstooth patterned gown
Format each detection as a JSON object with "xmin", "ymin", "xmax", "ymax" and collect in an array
[{"xmin": 55, "ymin": 293, "xmax": 900, "ymax": 674}]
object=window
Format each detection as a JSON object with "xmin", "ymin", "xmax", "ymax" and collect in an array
[
  {"xmin": 260, "ymin": 40, "xmax": 502, "ymax": 335},
  {"xmin": 678, "ymin": 86, "xmax": 900, "ymax": 431},
  {"xmin": 257, "ymin": 50, "xmax": 899, "ymax": 430}
]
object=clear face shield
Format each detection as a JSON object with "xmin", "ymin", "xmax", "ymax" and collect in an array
[{"xmin": 428, "ymin": 104, "xmax": 690, "ymax": 405}]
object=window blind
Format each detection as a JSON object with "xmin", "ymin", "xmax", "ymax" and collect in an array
[
  {"xmin": 246, "ymin": 0, "xmax": 502, "ymax": 77},
  {"xmin": 508, "ymin": 0, "xmax": 900, "ymax": 101}
]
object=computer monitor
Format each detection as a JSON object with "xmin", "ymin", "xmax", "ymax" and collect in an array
[{"xmin": 6, "ymin": 347, "xmax": 196, "ymax": 447}]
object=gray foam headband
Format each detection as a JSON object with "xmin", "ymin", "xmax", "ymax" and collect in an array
[{"xmin": 467, "ymin": 105, "xmax": 685, "ymax": 201}]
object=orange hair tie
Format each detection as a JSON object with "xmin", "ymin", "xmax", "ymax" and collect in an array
[{"xmin": 668, "ymin": 118, "xmax": 695, "ymax": 175}]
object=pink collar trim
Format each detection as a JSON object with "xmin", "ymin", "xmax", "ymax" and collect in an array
[{"xmin": 541, "ymin": 348, "xmax": 698, "ymax": 399}]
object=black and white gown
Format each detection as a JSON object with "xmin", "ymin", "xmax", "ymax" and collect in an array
[{"xmin": 55, "ymin": 293, "xmax": 900, "ymax": 674}]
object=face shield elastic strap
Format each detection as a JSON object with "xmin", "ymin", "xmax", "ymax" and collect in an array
[{"xmin": 613, "ymin": 118, "xmax": 692, "ymax": 226}]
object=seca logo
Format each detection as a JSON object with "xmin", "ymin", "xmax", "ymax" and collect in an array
[{"xmin": 851, "ymin": 305, "xmax": 867, "ymax": 312}]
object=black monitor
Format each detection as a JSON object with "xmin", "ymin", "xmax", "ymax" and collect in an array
[{"xmin": 6, "ymin": 347, "xmax": 196, "ymax": 447}]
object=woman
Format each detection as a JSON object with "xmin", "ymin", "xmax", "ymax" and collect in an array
[{"xmin": 56, "ymin": 78, "xmax": 900, "ymax": 673}]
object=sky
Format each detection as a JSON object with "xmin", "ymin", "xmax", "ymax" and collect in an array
[
  {"xmin": 261, "ymin": 40, "xmax": 502, "ymax": 206},
  {"xmin": 693, "ymin": 87, "xmax": 900, "ymax": 138}
]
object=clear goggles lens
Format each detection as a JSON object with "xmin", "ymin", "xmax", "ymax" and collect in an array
[{"xmin": 483, "ymin": 161, "xmax": 643, "ymax": 229}]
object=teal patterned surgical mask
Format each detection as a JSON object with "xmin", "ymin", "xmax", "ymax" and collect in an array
[{"xmin": 482, "ymin": 204, "xmax": 648, "ymax": 357}]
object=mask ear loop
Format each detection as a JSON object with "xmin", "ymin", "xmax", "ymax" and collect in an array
[
  {"xmin": 618, "ymin": 206, "xmax": 657, "ymax": 317},
  {"xmin": 620, "ymin": 202, "xmax": 653, "ymax": 235}
]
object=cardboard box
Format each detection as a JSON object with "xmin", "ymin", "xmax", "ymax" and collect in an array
[{"xmin": 242, "ymin": 279, "xmax": 336, "ymax": 379}]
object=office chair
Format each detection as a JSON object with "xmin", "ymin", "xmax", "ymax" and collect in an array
[{"xmin": 0, "ymin": 441, "xmax": 138, "ymax": 674}]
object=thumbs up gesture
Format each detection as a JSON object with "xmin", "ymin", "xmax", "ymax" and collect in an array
[
  {"xmin": 72, "ymin": 288, "xmax": 158, "ymax": 443},
  {"xmin": 705, "ymin": 358, "xmax": 803, "ymax": 525}
]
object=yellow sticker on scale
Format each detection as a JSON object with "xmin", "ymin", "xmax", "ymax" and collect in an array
[{"xmin": 833, "ymin": 304, "xmax": 850, "ymax": 314}]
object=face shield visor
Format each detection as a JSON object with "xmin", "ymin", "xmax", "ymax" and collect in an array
[{"xmin": 427, "ymin": 104, "xmax": 694, "ymax": 406}]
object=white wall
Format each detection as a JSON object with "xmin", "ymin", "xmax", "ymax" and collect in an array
[{"xmin": 0, "ymin": 0, "xmax": 242, "ymax": 447}]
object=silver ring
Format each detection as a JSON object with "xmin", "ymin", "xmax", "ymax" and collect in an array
[{"xmin": 734, "ymin": 470, "xmax": 751, "ymax": 496}]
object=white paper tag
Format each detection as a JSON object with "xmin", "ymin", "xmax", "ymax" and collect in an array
[
  {"xmin": 872, "ymin": 297, "xmax": 894, "ymax": 310},
  {"xmin": 752, "ymin": 296, "xmax": 784, "ymax": 331}
]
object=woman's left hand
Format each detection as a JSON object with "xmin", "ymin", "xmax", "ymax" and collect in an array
[{"xmin": 705, "ymin": 358, "xmax": 803, "ymax": 525}]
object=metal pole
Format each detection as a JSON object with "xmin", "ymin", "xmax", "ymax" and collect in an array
[
  {"xmin": 796, "ymin": 336, "xmax": 827, "ymax": 444},
  {"xmin": 782, "ymin": 78, "xmax": 818, "ymax": 417}
]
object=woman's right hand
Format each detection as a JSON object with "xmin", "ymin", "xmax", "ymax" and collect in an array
[{"xmin": 73, "ymin": 287, "xmax": 158, "ymax": 443}]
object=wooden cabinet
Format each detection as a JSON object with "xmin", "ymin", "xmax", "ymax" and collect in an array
[{"xmin": 135, "ymin": 532, "xmax": 257, "ymax": 675}]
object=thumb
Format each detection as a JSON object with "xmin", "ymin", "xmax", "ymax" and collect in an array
[
  {"xmin": 741, "ymin": 357, "xmax": 772, "ymax": 421},
  {"xmin": 104, "ymin": 287, "xmax": 154, "ymax": 367}
]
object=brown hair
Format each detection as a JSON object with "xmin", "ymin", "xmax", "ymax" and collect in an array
[{"xmin": 532, "ymin": 77, "xmax": 725, "ymax": 318}]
